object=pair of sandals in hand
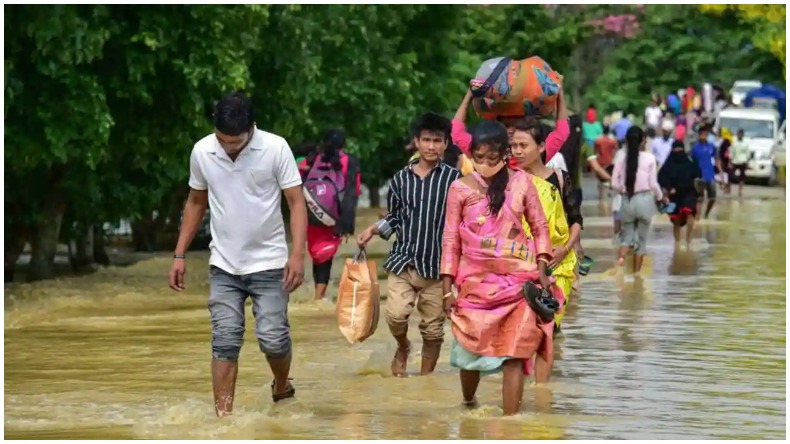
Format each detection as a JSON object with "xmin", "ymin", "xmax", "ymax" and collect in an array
[{"xmin": 523, "ymin": 281, "xmax": 561, "ymax": 323}]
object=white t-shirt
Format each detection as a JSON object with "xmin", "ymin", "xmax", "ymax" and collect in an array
[
  {"xmin": 189, "ymin": 128, "xmax": 302, "ymax": 275},
  {"xmin": 545, "ymin": 152, "xmax": 568, "ymax": 172},
  {"xmin": 651, "ymin": 137, "xmax": 675, "ymax": 167},
  {"xmin": 645, "ymin": 106, "xmax": 663, "ymax": 128}
]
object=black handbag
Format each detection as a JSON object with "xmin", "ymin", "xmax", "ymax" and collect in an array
[{"xmin": 523, "ymin": 281, "xmax": 560, "ymax": 323}]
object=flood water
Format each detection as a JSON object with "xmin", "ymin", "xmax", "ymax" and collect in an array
[{"xmin": 5, "ymin": 186, "xmax": 786, "ymax": 439}]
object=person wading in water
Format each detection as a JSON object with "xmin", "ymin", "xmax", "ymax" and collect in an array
[
  {"xmin": 441, "ymin": 120, "xmax": 556, "ymax": 416},
  {"xmin": 357, "ymin": 112, "xmax": 461, "ymax": 377},
  {"xmin": 611, "ymin": 126, "xmax": 667, "ymax": 273},
  {"xmin": 169, "ymin": 91, "xmax": 307, "ymax": 416},
  {"xmin": 658, "ymin": 140, "xmax": 701, "ymax": 249},
  {"xmin": 510, "ymin": 118, "xmax": 581, "ymax": 342}
]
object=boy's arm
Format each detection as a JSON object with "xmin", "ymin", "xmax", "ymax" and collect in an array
[{"xmin": 357, "ymin": 175, "xmax": 403, "ymax": 248}]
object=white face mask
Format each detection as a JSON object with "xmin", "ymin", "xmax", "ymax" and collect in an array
[{"xmin": 473, "ymin": 160, "xmax": 506, "ymax": 179}]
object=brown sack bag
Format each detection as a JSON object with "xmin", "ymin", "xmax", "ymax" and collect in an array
[{"xmin": 336, "ymin": 248, "xmax": 380, "ymax": 344}]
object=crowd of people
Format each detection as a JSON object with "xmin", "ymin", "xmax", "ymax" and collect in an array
[
  {"xmin": 579, "ymin": 88, "xmax": 755, "ymax": 268},
  {"xmin": 165, "ymin": 87, "xmax": 752, "ymax": 418}
]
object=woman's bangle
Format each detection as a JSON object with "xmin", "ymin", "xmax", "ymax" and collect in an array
[
  {"xmin": 443, "ymin": 292, "xmax": 454, "ymax": 300},
  {"xmin": 537, "ymin": 257, "xmax": 550, "ymax": 265}
]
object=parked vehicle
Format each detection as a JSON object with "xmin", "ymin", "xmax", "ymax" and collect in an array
[
  {"xmin": 717, "ymin": 107, "xmax": 780, "ymax": 185},
  {"xmin": 743, "ymin": 84, "xmax": 786, "ymax": 124},
  {"xmin": 730, "ymin": 80, "xmax": 762, "ymax": 106}
]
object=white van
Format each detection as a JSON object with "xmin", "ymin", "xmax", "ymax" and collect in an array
[{"xmin": 717, "ymin": 107, "xmax": 780, "ymax": 184}]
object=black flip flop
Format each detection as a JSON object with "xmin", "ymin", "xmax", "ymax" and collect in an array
[{"xmin": 271, "ymin": 378, "xmax": 295, "ymax": 403}]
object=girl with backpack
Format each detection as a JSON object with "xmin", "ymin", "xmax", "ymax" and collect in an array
[
  {"xmin": 299, "ymin": 129, "xmax": 361, "ymax": 301},
  {"xmin": 295, "ymin": 141, "xmax": 318, "ymax": 176}
]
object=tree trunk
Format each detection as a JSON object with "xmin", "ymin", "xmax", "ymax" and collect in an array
[
  {"xmin": 368, "ymin": 185, "xmax": 381, "ymax": 208},
  {"xmin": 4, "ymin": 223, "xmax": 27, "ymax": 283},
  {"xmin": 28, "ymin": 199, "xmax": 66, "ymax": 282},
  {"xmin": 571, "ymin": 47, "xmax": 583, "ymax": 112},
  {"xmin": 131, "ymin": 215, "xmax": 157, "ymax": 252},
  {"xmin": 73, "ymin": 225, "xmax": 95, "ymax": 270},
  {"xmin": 93, "ymin": 226, "xmax": 110, "ymax": 266}
]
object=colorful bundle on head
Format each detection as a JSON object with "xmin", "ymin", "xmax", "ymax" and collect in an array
[{"xmin": 470, "ymin": 56, "xmax": 563, "ymax": 120}]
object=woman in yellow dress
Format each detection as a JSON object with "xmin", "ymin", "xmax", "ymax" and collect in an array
[
  {"xmin": 511, "ymin": 119, "xmax": 581, "ymax": 323},
  {"xmin": 509, "ymin": 119, "xmax": 582, "ymax": 382}
]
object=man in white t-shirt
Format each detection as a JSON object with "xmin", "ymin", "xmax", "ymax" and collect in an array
[
  {"xmin": 644, "ymin": 98, "xmax": 664, "ymax": 130},
  {"xmin": 651, "ymin": 119, "xmax": 675, "ymax": 168},
  {"xmin": 168, "ymin": 92, "xmax": 307, "ymax": 416}
]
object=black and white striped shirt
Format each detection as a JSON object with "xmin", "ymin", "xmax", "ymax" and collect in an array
[{"xmin": 376, "ymin": 159, "xmax": 461, "ymax": 280}]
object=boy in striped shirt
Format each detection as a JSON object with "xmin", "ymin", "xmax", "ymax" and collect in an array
[{"xmin": 357, "ymin": 112, "xmax": 460, "ymax": 377}]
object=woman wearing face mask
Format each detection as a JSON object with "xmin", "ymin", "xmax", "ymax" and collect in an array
[
  {"xmin": 510, "ymin": 119, "xmax": 582, "ymax": 331},
  {"xmin": 611, "ymin": 126, "xmax": 668, "ymax": 273},
  {"xmin": 441, "ymin": 120, "xmax": 558, "ymax": 416}
]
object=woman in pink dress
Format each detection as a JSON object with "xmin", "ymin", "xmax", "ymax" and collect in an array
[{"xmin": 440, "ymin": 120, "xmax": 557, "ymax": 416}]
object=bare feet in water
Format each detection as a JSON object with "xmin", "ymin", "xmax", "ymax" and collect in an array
[
  {"xmin": 462, "ymin": 396, "xmax": 478, "ymax": 408},
  {"xmin": 391, "ymin": 341, "xmax": 411, "ymax": 377}
]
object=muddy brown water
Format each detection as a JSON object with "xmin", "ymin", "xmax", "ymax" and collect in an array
[{"xmin": 5, "ymin": 193, "xmax": 786, "ymax": 439}]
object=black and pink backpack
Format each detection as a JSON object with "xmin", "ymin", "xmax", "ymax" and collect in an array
[{"xmin": 302, "ymin": 153, "xmax": 348, "ymax": 227}]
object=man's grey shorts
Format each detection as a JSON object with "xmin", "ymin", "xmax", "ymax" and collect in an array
[{"xmin": 208, "ymin": 266, "xmax": 291, "ymax": 361}]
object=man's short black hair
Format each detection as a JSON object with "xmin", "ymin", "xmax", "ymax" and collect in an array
[
  {"xmin": 213, "ymin": 91, "xmax": 255, "ymax": 136},
  {"xmin": 412, "ymin": 112, "xmax": 451, "ymax": 142}
]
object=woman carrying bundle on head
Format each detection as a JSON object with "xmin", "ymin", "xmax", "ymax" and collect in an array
[
  {"xmin": 441, "ymin": 120, "xmax": 559, "ymax": 416},
  {"xmin": 452, "ymin": 56, "xmax": 570, "ymax": 167}
]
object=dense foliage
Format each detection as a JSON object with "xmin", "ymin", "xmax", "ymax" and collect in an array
[{"xmin": 4, "ymin": 4, "xmax": 785, "ymax": 280}]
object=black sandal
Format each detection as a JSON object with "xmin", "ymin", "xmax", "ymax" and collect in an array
[
  {"xmin": 523, "ymin": 281, "xmax": 559, "ymax": 323},
  {"xmin": 271, "ymin": 378, "xmax": 295, "ymax": 403}
]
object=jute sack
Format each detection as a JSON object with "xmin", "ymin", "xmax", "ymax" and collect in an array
[{"xmin": 336, "ymin": 249, "xmax": 380, "ymax": 344}]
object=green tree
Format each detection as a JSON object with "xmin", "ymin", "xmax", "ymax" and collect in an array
[
  {"xmin": 4, "ymin": 5, "xmax": 269, "ymax": 280},
  {"xmin": 584, "ymin": 5, "xmax": 785, "ymax": 115},
  {"xmin": 701, "ymin": 4, "xmax": 785, "ymax": 74},
  {"xmin": 3, "ymin": 3, "xmax": 594, "ymax": 284}
]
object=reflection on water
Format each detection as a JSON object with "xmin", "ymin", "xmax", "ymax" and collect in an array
[{"xmin": 4, "ymin": 194, "xmax": 786, "ymax": 439}]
